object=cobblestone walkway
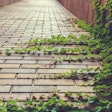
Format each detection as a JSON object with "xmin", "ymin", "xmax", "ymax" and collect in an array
[{"xmin": 0, "ymin": 0, "xmax": 101, "ymax": 101}]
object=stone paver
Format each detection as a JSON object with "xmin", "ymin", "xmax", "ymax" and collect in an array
[
  {"xmin": 21, "ymin": 64, "xmax": 54, "ymax": 69},
  {"xmin": 0, "ymin": 56, "xmax": 22, "ymax": 60},
  {"xmin": 0, "ymin": 74, "xmax": 16, "ymax": 78},
  {"xmin": 38, "ymin": 69, "xmax": 71, "ymax": 74},
  {"xmin": 0, "ymin": 60, "xmax": 5, "ymax": 63},
  {"xmin": 24, "ymin": 56, "xmax": 53, "ymax": 60},
  {"xmin": 12, "ymin": 86, "xmax": 55, "ymax": 93},
  {"xmin": 0, "ymin": 69, "xmax": 36, "ymax": 74},
  {"xmin": 5, "ymin": 60, "xmax": 36, "ymax": 64},
  {"xmin": 17, "ymin": 74, "xmax": 39, "ymax": 79},
  {"xmin": 0, "ymin": 64, "xmax": 20, "ymax": 68},
  {"xmin": 34, "ymin": 79, "xmax": 74, "ymax": 86},
  {"xmin": 0, "ymin": 86, "xmax": 11, "ymax": 92},
  {"xmin": 0, "ymin": 79, "xmax": 32, "ymax": 85},
  {"xmin": 57, "ymin": 86, "xmax": 94, "ymax": 93}
]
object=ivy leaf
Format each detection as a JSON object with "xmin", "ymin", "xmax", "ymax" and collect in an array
[
  {"xmin": 51, "ymin": 108, "xmax": 57, "ymax": 112},
  {"xmin": 0, "ymin": 107, "xmax": 7, "ymax": 112},
  {"xmin": 95, "ymin": 106, "xmax": 103, "ymax": 112},
  {"xmin": 87, "ymin": 96, "xmax": 96, "ymax": 104}
]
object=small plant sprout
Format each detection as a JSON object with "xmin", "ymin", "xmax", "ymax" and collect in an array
[
  {"xmin": 29, "ymin": 38, "xmax": 39, "ymax": 45},
  {"xmin": 77, "ymin": 55, "xmax": 84, "ymax": 62},
  {"xmin": 64, "ymin": 91, "xmax": 73, "ymax": 97},
  {"xmin": 52, "ymin": 57, "xmax": 62, "ymax": 64},
  {"xmin": 71, "ymin": 68, "xmax": 77, "ymax": 75},
  {"xmin": 0, "ymin": 50, "xmax": 2, "ymax": 54},
  {"xmin": 60, "ymin": 48, "xmax": 66, "ymax": 54},
  {"xmin": 20, "ymin": 48, "xmax": 27, "ymax": 54},
  {"xmin": 52, "ymin": 90, "xmax": 60, "ymax": 97},
  {"xmin": 14, "ymin": 49, "xmax": 20, "ymax": 53},
  {"xmin": 6, "ymin": 49, "xmax": 11, "ymax": 55},
  {"xmin": 95, "ymin": 67, "xmax": 101, "ymax": 72},
  {"xmin": 46, "ymin": 46, "xmax": 54, "ymax": 54},
  {"xmin": 76, "ymin": 92, "xmax": 83, "ymax": 99}
]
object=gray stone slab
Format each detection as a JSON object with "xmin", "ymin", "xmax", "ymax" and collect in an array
[
  {"xmin": 0, "ymin": 86, "xmax": 11, "ymax": 92},
  {"xmin": 38, "ymin": 61, "xmax": 52, "ymax": 64},
  {"xmin": 5, "ymin": 60, "xmax": 36, "ymax": 64},
  {"xmin": 12, "ymin": 86, "xmax": 55, "ymax": 93},
  {"xmin": 0, "ymin": 69, "xmax": 36, "ymax": 74},
  {"xmin": 24, "ymin": 56, "xmax": 52, "ymax": 60},
  {"xmin": 0, "ymin": 56, "xmax": 22, "ymax": 60},
  {"xmin": 0, "ymin": 60, "xmax": 4, "ymax": 63}
]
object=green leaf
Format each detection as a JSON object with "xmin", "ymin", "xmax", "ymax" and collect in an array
[
  {"xmin": 87, "ymin": 96, "xmax": 96, "ymax": 104},
  {"xmin": 51, "ymin": 108, "xmax": 57, "ymax": 112},
  {"xmin": 95, "ymin": 106, "xmax": 103, "ymax": 112},
  {"xmin": 0, "ymin": 107, "xmax": 7, "ymax": 112}
]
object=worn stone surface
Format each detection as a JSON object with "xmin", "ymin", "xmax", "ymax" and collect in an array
[
  {"xmin": 24, "ymin": 56, "xmax": 52, "ymax": 60},
  {"xmin": 0, "ymin": 74, "xmax": 16, "ymax": 78},
  {"xmin": 12, "ymin": 86, "xmax": 55, "ymax": 93},
  {"xmin": 17, "ymin": 74, "xmax": 39, "ymax": 79},
  {"xmin": 38, "ymin": 69, "xmax": 71, "ymax": 74},
  {"xmin": 21, "ymin": 64, "xmax": 54, "ymax": 69},
  {"xmin": 0, "ymin": 69, "xmax": 36, "ymax": 74},
  {"xmin": 38, "ymin": 61, "xmax": 52, "ymax": 64},
  {"xmin": 0, "ymin": 60, "xmax": 5, "ymax": 63},
  {"xmin": 0, "ymin": 86, "xmax": 11, "ymax": 92},
  {"xmin": 0, "ymin": 79, "xmax": 32, "ymax": 85},
  {"xmin": 0, "ymin": 64, "xmax": 20, "ymax": 68},
  {"xmin": 34, "ymin": 79, "xmax": 74, "ymax": 86},
  {"xmin": 0, "ymin": 56, "xmax": 22, "ymax": 60},
  {"xmin": 5, "ymin": 60, "xmax": 36, "ymax": 64}
]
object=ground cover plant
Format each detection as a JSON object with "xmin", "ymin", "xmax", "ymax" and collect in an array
[{"xmin": 0, "ymin": 97, "xmax": 90, "ymax": 112}]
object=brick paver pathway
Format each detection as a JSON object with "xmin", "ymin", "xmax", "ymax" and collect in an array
[{"xmin": 0, "ymin": 0, "xmax": 100, "ymax": 101}]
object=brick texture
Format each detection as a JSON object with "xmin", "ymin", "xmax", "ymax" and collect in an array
[
  {"xmin": 58, "ymin": 0, "xmax": 106, "ymax": 24},
  {"xmin": 0, "ymin": 0, "xmax": 21, "ymax": 7},
  {"xmin": 0, "ymin": 64, "xmax": 20, "ymax": 68},
  {"xmin": 0, "ymin": 74, "xmax": 16, "ymax": 78}
]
